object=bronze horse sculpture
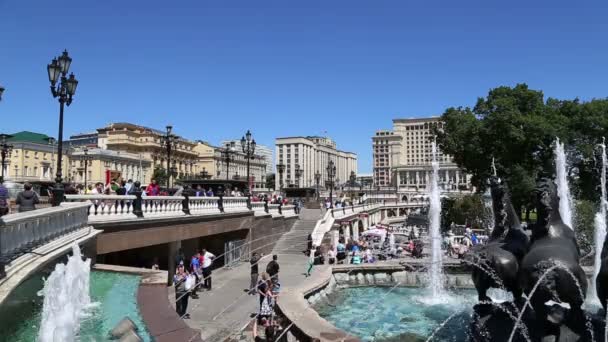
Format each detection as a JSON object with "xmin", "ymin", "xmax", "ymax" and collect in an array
[
  {"xmin": 467, "ymin": 177, "xmax": 529, "ymax": 302},
  {"xmin": 519, "ymin": 178, "xmax": 587, "ymax": 334}
]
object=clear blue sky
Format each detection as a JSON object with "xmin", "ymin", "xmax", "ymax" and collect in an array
[{"xmin": 1, "ymin": 0, "xmax": 607, "ymax": 173}]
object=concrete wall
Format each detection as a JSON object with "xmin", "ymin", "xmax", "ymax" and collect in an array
[{"xmin": 249, "ymin": 215, "xmax": 297, "ymax": 256}]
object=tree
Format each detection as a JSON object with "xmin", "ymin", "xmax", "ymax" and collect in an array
[
  {"xmin": 266, "ymin": 173, "xmax": 275, "ymax": 190},
  {"xmin": 152, "ymin": 167, "xmax": 168, "ymax": 187},
  {"xmin": 574, "ymin": 199, "xmax": 597, "ymax": 256},
  {"xmin": 441, "ymin": 195, "xmax": 486, "ymax": 231},
  {"xmin": 435, "ymin": 84, "xmax": 568, "ymax": 215}
]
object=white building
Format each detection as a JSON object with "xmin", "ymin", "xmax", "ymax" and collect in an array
[
  {"xmin": 275, "ymin": 136, "xmax": 357, "ymax": 190},
  {"xmin": 373, "ymin": 117, "xmax": 471, "ymax": 195},
  {"xmin": 220, "ymin": 140, "xmax": 273, "ymax": 174}
]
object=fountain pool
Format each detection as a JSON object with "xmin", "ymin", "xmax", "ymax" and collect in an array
[
  {"xmin": 314, "ymin": 287, "xmax": 477, "ymax": 341},
  {"xmin": 3, "ymin": 271, "xmax": 151, "ymax": 341}
]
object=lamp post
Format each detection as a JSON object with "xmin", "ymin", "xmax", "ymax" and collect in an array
[
  {"xmin": 0, "ymin": 85, "xmax": 5, "ymax": 102},
  {"xmin": 349, "ymin": 170, "xmax": 356, "ymax": 203},
  {"xmin": 47, "ymin": 50, "xmax": 79, "ymax": 206},
  {"xmin": 200, "ymin": 167, "xmax": 209, "ymax": 180},
  {"xmin": 314, "ymin": 170, "xmax": 321, "ymax": 199},
  {"xmin": 222, "ymin": 141, "xmax": 235, "ymax": 179},
  {"xmin": 294, "ymin": 164, "xmax": 302, "ymax": 188},
  {"xmin": 0, "ymin": 134, "xmax": 13, "ymax": 181},
  {"xmin": 326, "ymin": 160, "xmax": 336, "ymax": 208},
  {"xmin": 240, "ymin": 130, "xmax": 256, "ymax": 200},
  {"xmin": 83, "ymin": 147, "xmax": 92, "ymax": 190},
  {"xmin": 161, "ymin": 125, "xmax": 178, "ymax": 189},
  {"xmin": 277, "ymin": 163, "xmax": 285, "ymax": 195}
]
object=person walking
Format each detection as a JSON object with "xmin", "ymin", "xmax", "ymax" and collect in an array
[
  {"xmin": 266, "ymin": 255, "xmax": 280, "ymax": 283},
  {"xmin": 249, "ymin": 252, "xmax": 261, "ymax": 295},
  {"xmin": 16, "ymin": 183, "xmax": 39, "ymax": 212},
  {"xmin": 189, "ymin": 252, "xmax": 201, "ymax": 299},
  {"xmin": 201, "ymin": 248, "xmax": 215, "ymax": 290},
  {"xmin": 173, "ymin": 263, "xmax": 190, "ymax": 319},
  {"xmin": 305, "ymin": 248, "xmax": 315, "ymax": 277},
  {"xmin": 0, "ymin": 178, "xmax": 9, "ymax": 217}
]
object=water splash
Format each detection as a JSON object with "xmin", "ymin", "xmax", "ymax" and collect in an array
[
  {"xmin": 591, "ymin": 138, "xmax": 608, "ymax": 305},
  {"xmin": 554, "ymin": 137, "xmax": 575, "ymax": 229},
  {"xmin": 428, "ymin": 141, "xmax": 445, "ymax": 299},
  {"xmin": 38, "ymin": 244, "xmax": 93, "ymax": 342}
]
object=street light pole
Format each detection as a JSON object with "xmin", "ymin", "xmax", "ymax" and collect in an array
[
  {"xmin": 277, "ymin": 163, "xmax": 285, "ymax": 196},
  {"xmin": 0, "ymin": 85, "xmax": 4, "ymax": 102},
  {"xmin": 240, "ymin": 130, "xmax": 256, "ymax": 207},
  {"xmin": 47, "ymin": 50, "xmax": 79, "ymax": 206},
  {"xmin": 326, "ymin": 160, "xmax": 336, "ymax": 208},
  {"xmin": 314, "ymin": 170, "xmax": 321, "ymax": 200},
  {"xmin": 0, "ymin": 134, "xmax": 13, "ymax": 181},
  {"xmin": 161, "ymin": 125, "xmax": 178, "ymax": 189}
]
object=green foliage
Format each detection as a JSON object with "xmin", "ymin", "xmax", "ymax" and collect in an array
[
  {"xmin": 435, "ymin": 83, "xmax": 608, "ymax": 213},
  {"xmin": 152, "ymin": 167, "xmax": 169, "ymax": 187},
  {"xmin": 441, "ymin": 194, "xmax": 486, "ymax": 231},
  {"xmin": 574, "ymin": 200, "xmax": 598, "ymax": 256}
]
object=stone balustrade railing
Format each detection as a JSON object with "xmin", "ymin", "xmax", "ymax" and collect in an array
[
  {"xmin": 64, "ymin": 195, "xmax": 294, "ymax": 222},
  {"xmin": 0, "ymin": 202, "xmax": 91, "ymax": 267},
  {"xmin": 312, "ymin": 203, "xmax": 383, "ymax": 246}
]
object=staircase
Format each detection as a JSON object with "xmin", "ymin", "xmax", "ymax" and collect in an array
[{"xmin": 272, "ymin": 208, "xmax": 321, "ymax": 255}]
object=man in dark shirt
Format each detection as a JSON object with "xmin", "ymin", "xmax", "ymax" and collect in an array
[
  {"xmin": 248, "ymin": 252, "xmax": 260, "ymax": 295},
  {"xmin": 266, "ymin": 255, "xmax": 280, "ymax": 283}
]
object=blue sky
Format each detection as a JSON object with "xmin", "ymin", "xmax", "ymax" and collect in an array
[{"xmin": 1, "ymin": 0, "xmax": 607, "ymax": 173}]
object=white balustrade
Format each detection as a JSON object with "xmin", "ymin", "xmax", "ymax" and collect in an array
[
  {"xmin": 250, "ymin": 202, "xmax": 267, "ymax": 213},
  {"xmin": 282, "ymin": 205, "xmax": 296, "ymax": 217},
  {"xmin": 142, "ymin": 196, "xmax": 185, "ymax": 217},
  {"xmin": 222, "ymin": 197, "xmax": 249, "ymax": 212},
  {"xmin": 0, "ymin": 202, "xmax": 90, "ymax": 260},
  {"xmin": 65, "ymin": 195, "xmax": 138, "ymax": 221},
  {"xmin": 189, "ymin": 196, "xmax": 219, "ymax": 215}
]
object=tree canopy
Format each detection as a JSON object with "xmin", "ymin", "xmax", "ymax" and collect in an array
[{"xmin": 435, "ymin": 83, "xmax": 608, "ymax": 215}]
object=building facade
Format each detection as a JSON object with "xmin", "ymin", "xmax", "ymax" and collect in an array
[
  {"xmin": 221, "ymin": 140, "xmax": 273, "ymax": 174},
  {"xmin": 69, "ymin": 148, "xmax": 152, "ymax": 186},
  {"xmin": 96, "ymin": 122, "xmax": 200, "ymax": 183},
  {"xmin": 275, "ymin": 136, "xmax": 357, "ymax": 190},
  {"xmin": 372, "ymin": 117, "xmax": 470, "ymax": 196},
  {"xmin": 214, "ymin": 142, "xmax": 267, "ymax": 190},
  {"xmin": 2, "ymin": 131, "xmax": 69, "ymax": 185}
]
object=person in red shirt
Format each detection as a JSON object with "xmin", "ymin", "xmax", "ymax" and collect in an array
[{"xmin": 146, "ymin": 179, "xmax": 160, "ymax": 196}]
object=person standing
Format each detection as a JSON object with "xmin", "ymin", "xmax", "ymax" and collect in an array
[
  {"xmin": 305, "ymin": 248, "xmax": 315, "ymax": 277},
  {"xmin": 189, "ymin": 252, "xmax": 201, "ymax": 299},
  {"xmin": 249, "ymin": 252, "xmax": 261, "ymax": 295},
  {"xmin": 146, "ymin": 179, "xmax": 160, "ymax": 196},
  {"xmin": 16, "ymin": 183, "xmax": 39, "ymax": 212},
  {"xmin": 0, "ymin": 178, "xmax": 9, "ymax": 217},
  {"xmin": 266, "ymin": 255, "xmax": 280, "ymax": 283},
  {"xmin": 201, "ymin": 248, "xmax": 215, "ymax": 290},
  {"xmin": 173, "ymin": 263, "xmax": 190, "ymax": 319},
  {"xmin": 125, "ymin": 179, "xmax": 134, "ymax": 194}
]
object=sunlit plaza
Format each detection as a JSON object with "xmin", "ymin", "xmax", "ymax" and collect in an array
[{"xmin": 1, "ymin": 1, "xmax": 608, "ymax": 342}]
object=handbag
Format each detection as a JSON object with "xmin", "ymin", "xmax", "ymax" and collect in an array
[
  {"xmin": 260, "ymin": 295, "xmax": 274, "ymax": 316},
  {"xmin": 185, "ymin": 275, "xmax": 195, "ymax": 291}
]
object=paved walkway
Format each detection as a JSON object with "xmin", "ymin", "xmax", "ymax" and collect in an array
[{"xmin": 182, "ymin": 253, "xmax": 314, "ymax": 341}]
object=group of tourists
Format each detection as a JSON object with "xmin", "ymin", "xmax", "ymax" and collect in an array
[{"xmin": 173, "ymin": 248, "xmax": 216, "ymax": 319}]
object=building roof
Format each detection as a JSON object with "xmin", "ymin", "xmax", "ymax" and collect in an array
[
  {"xmin": 6, "ymin": 131, "xmax": 54, "ymax": 144},
  {"xmin": 392, "ymin": 116, "xmax": 441, "ymax": 124}
]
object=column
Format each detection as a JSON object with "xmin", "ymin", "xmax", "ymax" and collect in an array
[
  {"xmin": 167, "ymin": 240, "xmax": 182, "ymax": 286},
  {"xmin": 456, "ymin": 170, "xmax": 460, "ymax": 186},
  {"xmin": 353, "ymin": 221, "xmax": 360, "ymax": 241}
]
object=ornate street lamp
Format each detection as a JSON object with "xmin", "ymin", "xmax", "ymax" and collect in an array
[
  {"xmin": 0, "ymin": 85, "xmax": 5, "ymax": 102},
  {"xmin": 277, "ymin": 163, "xmax": 285, "ymax": 195},
  {"xmin": 349, "ymin": 170, "xmax": 357, "ymax": 203},
  {"xmin": 294, "ymin": 164, "xmax": 302, "ymax": 188},
  {"xmin": 0, "ymin": 134, "xmax": 13, "ymax": 181},
  {"xmin": 200, "ymin": 167, "xmax": 210, "ymax": 180},
  {"xmin": 240, "ymin": 130, "xmax": 256, "ymax": 203},
  {"xmin": 47, "ymin": 49, "xmax": 79, "ymax": 206},
  {"xmin": 82, "ymin": 147, "xmax": 93, "ymax": 189},
  {"xmin": 314, "ymin": 170, "xmax": 321, "ymax": 199},
  {"xmin": 326, "ymin": 160, "xmax": 336, "ymax": 208},
  {"xmin": 222, "ymin": 141, "xmax": 236, "ymax": 179},
  {"xmin": 160, "ymin": 125, "xmax": 179, "ymax": 189}
]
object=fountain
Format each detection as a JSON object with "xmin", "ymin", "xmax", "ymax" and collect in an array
[
  {"xmin": 38, "ymin": 243, "xmax": 93, "ymax": 342},
  {"xmin": 428, "ymin": 141, "xmax": 444, "ymax": 298},
  {"xmin": 593, "ymin": 139, "xmax": 608, "ymax": 305},
  {"xmin": 554, "ymin": 137, "xmax": 575, "ymax": 229}
]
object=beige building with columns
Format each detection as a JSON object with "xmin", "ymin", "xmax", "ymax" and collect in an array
[
  {"xmin": 275, "ymin": 136, "xmax": 357, "ymax": 190},
  {"xmin": 372, "ymin": 117, "xmax": 471, "ymax": 196},
  {"xmin": 69, "ymin": 148, "xmax": 152, "ymax": 186}
]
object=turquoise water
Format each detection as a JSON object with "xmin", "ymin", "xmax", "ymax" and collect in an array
[
  {"xmin": 5, "ymin": 271, "xmax": 151, "ymax": 341},
  {"xmin": 314, "ymin": 287, "xmax": 477, "ymax": 342}
]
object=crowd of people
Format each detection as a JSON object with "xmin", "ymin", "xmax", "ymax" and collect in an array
[
  {"xmin": 173, "ymin": 248, "xmax": 216, "ymax": 319},
  {"xmin": 0, "ymin": 180, "xmax": 41, "ymax": 216}
]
